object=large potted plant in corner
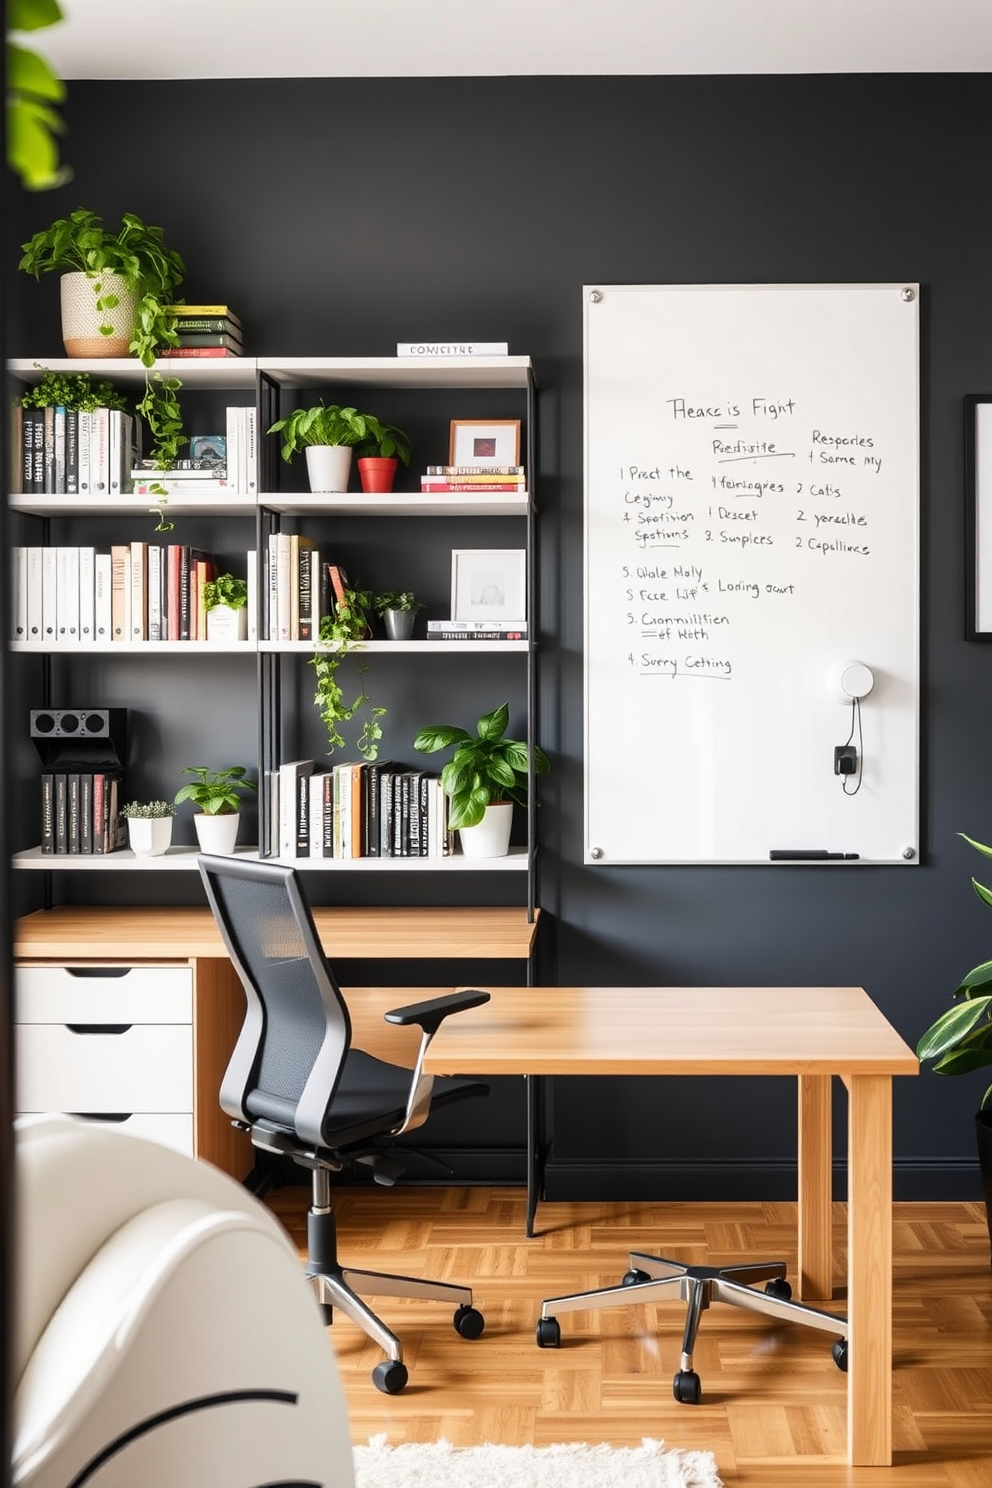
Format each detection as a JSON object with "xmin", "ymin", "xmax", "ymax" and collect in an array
[
  {"xmin": 413, "ymin": 701, "xmax": 549, "ymax": 858},
  {"xmin": 174, "ymin": 765, "xmax": 257, "ymax": 856},
  {"xmin": 355, "ymin": 419, "xmax": 411, "ymax": 494},
  {"xmin": 267, "ymin": 403, "xmax": 375, "ymax": 493},
  {"xmin": 917, "ymin": 831, "xmax": 992, "ymax": 1265}
]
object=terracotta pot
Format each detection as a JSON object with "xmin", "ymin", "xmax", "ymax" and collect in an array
[
  {"xmin": 60, "ymin": 270, "xmax": 139, "ymax": 358},
  {"xmin": 357, "ymin": 456, "xmax": 398, "ymax": 493},
  {"xmin": 457, "ymin": 802, "xmax": 513, "ymax": 858}
]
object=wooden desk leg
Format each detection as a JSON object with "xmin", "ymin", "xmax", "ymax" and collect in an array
[
  {"xmin": 847, "ymin": 1074, "xmax": 893, "ymax": 1467},
  {"xmin": 797, "ymin": 1074, "xmax": 833, "ymax": 1300},
  {"xmin": 525, "ymin": 1074, "xmax": 544, "ymax": 1238}
]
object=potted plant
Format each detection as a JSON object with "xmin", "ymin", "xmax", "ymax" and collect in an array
[
  {"xmin": 267, "ymin": 403, "xmax": 376, "ymax": 493},
  {"xmin": 916, "ymin": 831, "xmax": 992, "ymax": 1264},
  {"xmin": 121, "ymin": 799, "xmax": 176, "ymax": 858},
  {"xmin": 19, "ymin": 208, "xmax": 187, "ymax": 467},
  {"xmin": 374, "ymin": 589, "xmax": 424, "ymax": 641},
  {"xmin": 310, "ymin": 585, "xmax": 386, "ymax": 759},
  {"xmin": 173, "ymin": 764, "xmax": 257, "ymax": 855},
  {"xmin": 355, "ymin": 419, "xmax": 412, "ymax": 494},
  {"xmin": 413, "ymin": 701, "xmax": 549, "ymax": 858},
  {"xmin": 203, "ymin": 572, "xmax": 249, "ymax": 642}
]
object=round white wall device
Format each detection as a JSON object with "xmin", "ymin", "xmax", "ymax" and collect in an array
[{"xmin": 838, "ymin": 661, "xmax": 875, "ymax": 702}]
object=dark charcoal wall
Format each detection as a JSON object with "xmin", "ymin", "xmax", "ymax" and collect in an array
[{"xmin": 6, "ymin": 73, "xmax": 992, "ymax": 1199}]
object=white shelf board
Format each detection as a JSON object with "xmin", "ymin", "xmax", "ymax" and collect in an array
[
  {"xmin": 11, "ymin": 641, "xmax": 255, "ymax": 655},
  {"xmin": 12, "ymin": 845, "xmax": 528, "ymax": 872},
  {"xmin": 8, "ymin": 356, "xmax": 259, "ymax": 390},
  {"xmin": 257, "ymin": 356, "xmax": 532, "ymax": 389},
  {"xmin": 259, "ymin": 491, "xmax": 530, "ymax": 517},
  {"xmin": 9, "ymin": 492, "xmax": 256, "ymax": 517},
  {"xmin": 258, "ymin": 639, "xmax": 528, "ymax": 654}
]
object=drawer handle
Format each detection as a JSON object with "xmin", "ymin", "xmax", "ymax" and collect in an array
[
  {"xmin": 68, "ymin": 1112, "xmax": 132, "ymax": 1123},
  {"xmin": 65, "ymin": 1024, "xmax": 133, "ymax": 1035},
  {"xmin": 64, "ymin": 968, "xmax": 132, "ymax": 979}
]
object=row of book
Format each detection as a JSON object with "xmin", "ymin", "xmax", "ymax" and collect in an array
[
  {"xmin": 13, "ymin": 405, "xmax": 141, "ymax": 498},
  {"xmin": 420, "ymin": 463, "xmax": 526, "ymax": 494},
  {"xmin": 10, "ymin": 545, "xmax": 257, "ymax": 645},
  {"xmin": 268, "ymin": 759, "xmax": 455, "ymax": 859},
  {"xmin": 162, "ymin": 304, "xmax": 244, "ymax": 358},
  {"xmin": 39, "ymin": 771, "xmax": 127, "ymax": 855}
]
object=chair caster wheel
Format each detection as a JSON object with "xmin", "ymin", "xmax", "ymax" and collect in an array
[
  {"xmin": 622, "ymin": 1268, "xmax": 650, "ymax": 1286},
  {"xmin": 832, "ymin": 1338, "xmax": 849, "ymax": 1372},
  {"xmin": 764, "ymin": 1278, "xmax": 793, "ymax": 1301},
  {"xmin": 454, "ymin": 1304, "xmax": 485, "ymax": 1339},
  {"xmin": 536, "ymin": 1316, "xmax": 561, "ymax": 1348},
  {"xmin": 673, "ymin": 1369, "xmax": 702, "ymax": 1405},
  {"xmin": 372, "ymin": 1360, "xmax": 409, "ymax": 1394}
]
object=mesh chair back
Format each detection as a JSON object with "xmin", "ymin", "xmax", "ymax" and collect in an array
[{"xmin": 198, "ymin": 856, "xmax": 351, "ymax": 1140}]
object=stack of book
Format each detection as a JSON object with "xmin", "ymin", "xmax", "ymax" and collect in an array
[
  {"xmin": 40, "ymin": 769, "xmax": 127, "ymax": 854},
  {"xmin": 420, "ymin": 464, "xmax": 526, "ymax": 494},
  {"xmin": 13, "ymin": 404, "xmax": 140, "ymax": 497},
  {"xmin": 427, "ymin": 619, "xmax": 527, "ymax": 642},
  {"xmin": 10, "ymin": 543, "xmax": 256, "ymax": 644},
  {"xmin": 130, "ymin": 406, "xmax": 257, "ymax": 496},
  {"xmin": 164, "ymin": 304, "xmax": 244, "ymax": 358},
  {"xmin": 267, "ymin": 758, "xmax": 454, "ymax": 860}
]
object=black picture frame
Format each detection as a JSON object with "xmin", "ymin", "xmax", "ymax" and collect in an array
[{"xmin": 964, "ymin": 393, "xmax": 992, "ymax": 639}]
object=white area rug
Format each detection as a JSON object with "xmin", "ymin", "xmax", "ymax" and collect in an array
[{"xmin": 353, "ymin": 1435, "xmax": 723, "ymax": 1488}]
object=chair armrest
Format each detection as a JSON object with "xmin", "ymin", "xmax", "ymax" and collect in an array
[{"xmin": 384, "ymin": 989, "xmax": 490, "ymax": 1036}]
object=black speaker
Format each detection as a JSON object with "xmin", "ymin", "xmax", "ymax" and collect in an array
[{"xmin": 30, "ymin": 709, "xmax": 127, "ymax": 769}]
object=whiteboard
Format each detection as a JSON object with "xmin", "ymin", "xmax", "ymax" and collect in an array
[{"xmin": 583, "ymin": 284, "xmax": 919, "ymax": 865}]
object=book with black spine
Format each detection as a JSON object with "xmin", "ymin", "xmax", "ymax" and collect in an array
[
  {"xmin": 361, "ymin": 759, "xmax": 396, "ymax": 857},
  {"xmin": 80, "ymin": 773, "xmax": 93, "ymax": 854},
  {"xmin": 67, "ymin": 773, "xmax": 81, "ymax": 852},
  {"xmin": 40, "ymin": 773, "xmax": 54, "ymax": 854},
  {"xmin": 53, "ymin": 773, "xmax": 67, "ymax": 854}
]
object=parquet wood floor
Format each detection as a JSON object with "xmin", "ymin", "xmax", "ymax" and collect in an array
[{"xmin": 266, "ymin": 1187, "xmax": 992, "ymax": 1485}]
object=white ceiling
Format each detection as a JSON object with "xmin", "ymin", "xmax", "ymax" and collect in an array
[{"xmin": 21, "ymin": 0, "xmax": 992, "ymax": 80}]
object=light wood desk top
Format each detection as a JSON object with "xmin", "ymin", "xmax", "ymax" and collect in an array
[
  {"xmin": 423, "ymin": 984, "xmax": 918, "ymax": 1077},
  {"xmin": 425, "ymin": 984, "xmax": 916, "ymax": 1468},
  {"xmin": 14, "ymin": 904, "xmax": 540, "ymax": 962}
]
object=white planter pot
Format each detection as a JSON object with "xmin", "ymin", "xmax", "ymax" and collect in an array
[
  {"xmin": 457, "ymin": 802, "xmax": 513, "ymax": 859},
  {"xmin": 205, "ymin": 604, "xmax": 248, "ymax": 642},
  {"xmin": 127, "ymin": 816, "xmax": 174, "ymax": 857},
  {"xmin": 305, "ymin": 445, "xmax": 353, "ymax": 493},
  {"xmin": 60, "ymin": 270, "xmax": 139, "ymax": 358},
  {"xmin": 193, "ymin": 813, "xmax": 240, "ymax": 855}
]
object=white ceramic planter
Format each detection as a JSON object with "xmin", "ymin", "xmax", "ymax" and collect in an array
[
  {"xmin": 193, "ymin": 812, "xmax": 240, "ymax": 855},
  {"xmin": 305, "ymin": 445, "xmax": 353, "ymax": 493},
  {"xmin": 457, "ymin": 802, "xmax": 513, "ymax": 859},
  {"xmin": 206, "ymin": 604, "xmax": 248, "ymax": 642},
  {"xmin": 127, "ymin": 816, "xmax": 174, "ymax": 857},
  {"xmin": 60, "ymin": 270, "xmax": 139, "ymax": 358}
]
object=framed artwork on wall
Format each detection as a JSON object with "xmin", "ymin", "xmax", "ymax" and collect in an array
[
  {"xmin": 965, "ymin": 393, "xmax": 992, "ymax": 639},
  {"xmin": 448, "ymin": 419, "xmax": 521, "ymax": 468},
  {"xmin": 450, "ymin": 549, "xmax": 526, "ymax": 622}
]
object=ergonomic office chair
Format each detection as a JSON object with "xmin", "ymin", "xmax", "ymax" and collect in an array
[
  {"xmin": 198, "ymin": 853, "xmax": 491, "ymax": 1394},
  {"xmin": 537, "ymin": 1245, "xmax": 848, "ymax": 1404},
  {"xmin": 13, "ymin": 1114, "xmax": 353, "ymax": 1488}
]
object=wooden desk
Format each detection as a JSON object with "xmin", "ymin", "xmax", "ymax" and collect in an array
[
  {"xmin": 423, "ymin": 984, "xmax": 918, "ymax": 1468},
  {"xmin": 13, "ymin": 905, "xmax": 539, "ymax": 1180}
]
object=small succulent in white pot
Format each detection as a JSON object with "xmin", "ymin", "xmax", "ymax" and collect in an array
[{"xmin": 122, "ymin": 799, "xmax": 176, "ymax": 857}]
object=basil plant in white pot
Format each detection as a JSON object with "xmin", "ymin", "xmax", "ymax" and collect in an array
[
  {"xmin": 413, "ymin": 702, "xmax": 549, "ymax": 859},
  {"xmin": 174, "ymin": 765, "xmax": 257, "ymax": 855},
  {"xmin": 122, "ymin": 799, "xmax": 176, "ymax": 858}
]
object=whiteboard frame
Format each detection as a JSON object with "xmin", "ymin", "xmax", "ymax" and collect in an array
[{"xmin": 582, "ymin": 282, "xmax": 921, "ymax": 867}]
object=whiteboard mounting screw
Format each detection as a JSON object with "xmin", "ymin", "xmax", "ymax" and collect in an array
[
  {"xmin": 902, "ymin": 846, "xmax": 916, "ymax": 859},
  {"xmin": 590, "ymin": 845, "xmax": 604, "ymax": 859},
  {"xmin": 901, "ymin": 287, "xmax": 915, "ymax": 302},
  {"xmin": 589, "ymin": 289, "xmax": 603, "ymax": 303}
]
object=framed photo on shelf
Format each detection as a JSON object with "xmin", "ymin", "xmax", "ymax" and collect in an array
[
  {"xmin": 965, "ymin": 393, "xmax": 992, "ymax": 639},
  {"xmin": 451, "ymin": 549, "xmax": 526, "ymax": 622},
  {"xmin": 449, "ymin": 418, "xmax": 521, "ymax": 468}
]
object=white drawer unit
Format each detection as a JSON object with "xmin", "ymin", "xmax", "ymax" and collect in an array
[{"xmin": 14, "ymin": 964, "xmax": 196, "ymax": 1155}]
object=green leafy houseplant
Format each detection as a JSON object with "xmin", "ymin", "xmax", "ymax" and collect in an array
[
  {"xmin": 203, "ymin": 574, "xmax": 248, "ymax": 611},
  {"xmin": 19, "ymin": 369, "xmax": 130, "ymax": 412},
  {"xmin": 374, "ymin": 591, "xmax": 424, "ymax": 616},
  {"xmin": 174, "ymin": 765, "xmax": 257, "ymax": 817},
  {"xmin": 121, "ymin": 800, "xmax": 176, "ymax": 819},
  {"xmin": 413, "ymin": 701, "xmax": 549, "ymax": 830},
  {"xmin": 355, "ymin": 420, "xmax": 412, "ymax": 467},
  {"xmin": 310, "ymin": 586, "xmax": 386, "ymax": 760},
  {"xmin": 917, "ymin": 832, "xmax": 992, "ymax": 1110},
  {"xmin": 19, "ymin": 208, "xmax": 187, "ymax": 467},
  {"xmin": 268, "ymin": 403, "xmax": 376, "ymax": 461}
]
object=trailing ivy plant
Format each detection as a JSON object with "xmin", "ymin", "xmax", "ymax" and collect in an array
[{"xmin": 310, "ymin": 586, "xmax": 386, "ymax": 759}]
